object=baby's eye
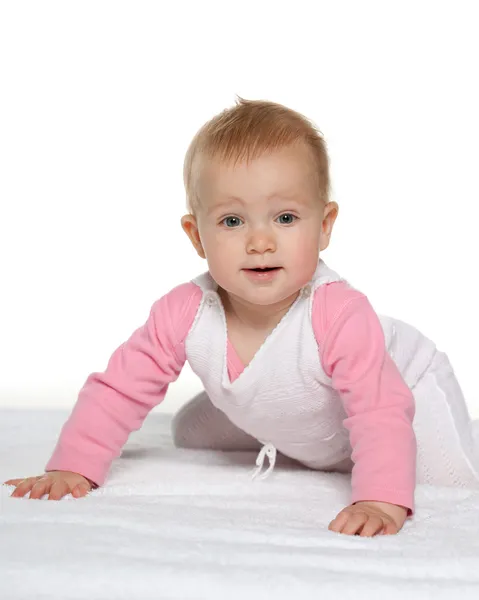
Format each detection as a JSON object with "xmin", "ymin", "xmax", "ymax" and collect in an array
[
  {"xmin": 221, "ymin": 216, "xmax": 243, "ymax": 228},
  {"xmin": 276, "ymin": 213, "xmax": 297, "ymax": 225}
]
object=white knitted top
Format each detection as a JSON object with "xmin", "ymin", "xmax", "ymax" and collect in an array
[
  {"xmin": 185, "ymin": 259, "xmax": 479, "ymax": 506},
  {"xmin": 186, "ymin": 260, "xmax": 429, "ymax": 455}
]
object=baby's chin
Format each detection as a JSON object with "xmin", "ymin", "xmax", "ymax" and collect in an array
[{"xmin": 218, "ymin": 284, "xmax": 302, "ymax": 309}]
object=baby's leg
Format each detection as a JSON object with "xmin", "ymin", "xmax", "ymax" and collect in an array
[
  {"xmin": 171, "ymin": 391, "xmax": 262, "ymax": 451},
  {"xmin": 412, "ymin": 350, "xmax": 479, "ymax": 487}
]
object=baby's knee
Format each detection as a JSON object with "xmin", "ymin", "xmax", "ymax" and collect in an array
[{"xmin": 171, "ymin": 403, "xmax": 195, "ymax": 448}]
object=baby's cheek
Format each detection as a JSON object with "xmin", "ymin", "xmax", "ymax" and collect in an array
[
  {"xmin": 206, "ymin": 235, "xmax": 237, "ymax": 263},
  {"xmin": 293, "ymin": 240, "xmax": 322, "ymax": 279},
  {"xmin": 202, "ymin": 239, "xmax": 240, "ymax": 282},
  {"xmin": 295, "ymin": 234, "xmax": 321, "ymax": 262}
]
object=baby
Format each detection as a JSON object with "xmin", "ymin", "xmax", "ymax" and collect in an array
[{"xmin": 5, "ymin": 97, "xmax": 479, "ymax": 537}]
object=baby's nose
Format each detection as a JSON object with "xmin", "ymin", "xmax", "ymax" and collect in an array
[{"xmin": 246, "ymin": 228, "xmax": 277, "ymax": 253}]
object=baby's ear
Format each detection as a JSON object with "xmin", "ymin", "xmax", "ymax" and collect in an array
[
  {"xmin": 181, "ymin": 214, "xmax": 206, "ymax": 259},
  {"xmin": 319, "ymin": 201, "xmax": 339, "ymax": 252}
]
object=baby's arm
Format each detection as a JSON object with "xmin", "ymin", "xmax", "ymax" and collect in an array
[
  {"xmin": 4, "ymin": 283, "xmax": 202, "ymax": 499},
  {"xmin": 313, "ymin": 283, "xmax": 416, "ymax": 535}
]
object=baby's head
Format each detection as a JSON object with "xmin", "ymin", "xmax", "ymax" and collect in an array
[{"xmin": 181, "ymin": 97, "xmax": 339, "ymax": 308}]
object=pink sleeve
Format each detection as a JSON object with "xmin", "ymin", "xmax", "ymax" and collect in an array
[
  {"xmin": 312, "ymin": 283, "xmax": 416, "ymax": 515},
  {"xmin": 45, "ymin": 282, "xmax": 203, "ymax": 487}
]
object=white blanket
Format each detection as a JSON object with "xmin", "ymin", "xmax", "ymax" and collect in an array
[{"xmin": 1, "ymin": 409, "xmax": 479, "ymax": 599}]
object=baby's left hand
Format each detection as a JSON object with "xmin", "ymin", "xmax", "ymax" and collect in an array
[{"xmin": 328, "ymin": 501, "xmax": 408, "ymax": 537}]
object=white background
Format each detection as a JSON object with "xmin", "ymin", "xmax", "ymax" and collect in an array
[{"xmin": 1, "ymin": 1, "xmax": 478, "ymax": 417}]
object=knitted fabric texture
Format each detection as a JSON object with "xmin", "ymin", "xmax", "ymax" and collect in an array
[{"xmin": 183, "ymin": 259, "xmax": 479, "ymax": 488}]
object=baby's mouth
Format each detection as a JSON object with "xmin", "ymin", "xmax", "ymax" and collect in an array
[{"xmin": 245, "ymin": 267, "xmax": 281, "ymax": 272}]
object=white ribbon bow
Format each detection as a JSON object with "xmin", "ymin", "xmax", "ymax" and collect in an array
[{"xmin": 251, "ymin": 442, "xmax": 277, "ymax": 480}]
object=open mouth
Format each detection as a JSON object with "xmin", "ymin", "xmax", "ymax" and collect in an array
[
  {"xmin": 248, "ymin": 267, "xmax": 280, "ymax": 272},
  {"xmin": 243, "ymin": 267, "xmax": 282, "ymax": 281}
]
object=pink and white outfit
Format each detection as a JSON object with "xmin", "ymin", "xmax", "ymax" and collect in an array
[{"xmin": 46, "ymin": 259, "xmax": 479, "ymax": 515}]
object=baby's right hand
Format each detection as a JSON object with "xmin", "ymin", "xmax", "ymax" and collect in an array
[{"xmin": 3, "ymin": 471, "xmax": 94, "ymax": 500}]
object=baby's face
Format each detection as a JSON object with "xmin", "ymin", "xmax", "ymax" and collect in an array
[{"xmin": 184, "ymin": 143, "xmax": 335, "ymax": 308}]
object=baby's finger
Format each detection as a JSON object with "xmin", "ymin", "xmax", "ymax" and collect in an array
[
  {"xmin": 359, "ymin": 516, "xmax": 384, "ymax": 537},
  {"xmin": 48, "ymin": 479, "xmax": 69, "ymax": 501},
  {"xmin": 381, "ymin": 521, "xmax": 399, "ymax": 536},
  {"xmin": 328, "ymin": 511, "xmax": 350, "ymax": 533},
  {"xmin": 341, "ymin": 512, "xmax": 369, "ymax": 536},
  {"xmin": 72, "ymin": 482, "xmax": 91, "ymax": 498},
  {"xmin": 29, "ymin": 477, "xmax": 52, "ymax": 500},
  {"xmin": 10, "ymin": 478, "xmax": 37, "ymax": 498},
  {"xmin": 3, "ymin": 478, "xmax": 26, "ymax": 486}
]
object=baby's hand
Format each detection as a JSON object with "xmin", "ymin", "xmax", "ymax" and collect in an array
[
  {"xmin": 328, "ymin": 501, "xmax": 408, "ymax": 537},
  {"xmin": 3, "ymin": 471, "xmax": 95, "ymax": 500}
]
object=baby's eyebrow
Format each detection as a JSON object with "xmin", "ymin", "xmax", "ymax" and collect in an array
[
  {"xmin": 206, "ymin": 197, "xmax": 245, "ymax": 216},
  {"xmin": 207, "ymin": 194, "xmax": 303, "ymax": 216}
]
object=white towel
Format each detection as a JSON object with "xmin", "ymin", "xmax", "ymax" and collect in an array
[{"xmin": 1, "ymin": 409, "xmax": 479, "ymax": 599}]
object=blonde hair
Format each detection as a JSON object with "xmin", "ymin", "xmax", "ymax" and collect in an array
[{"xmin": 183, "ymin": 96, "xmax": 331, "ymax": 215}]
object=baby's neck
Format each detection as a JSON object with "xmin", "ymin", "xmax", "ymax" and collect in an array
[{"xmin": 218, "ymin": 288, "xmax": 300, "ymax": 332}]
